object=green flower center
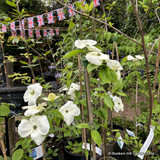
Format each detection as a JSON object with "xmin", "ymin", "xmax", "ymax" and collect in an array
[
  {"xmin": 65, "ymin": 110, "xmax": 69, "ymax": 113},
  {"xmin": 33, "ymin": 125, "xmax": 37, "ymax": 130},
  {"xmin": 30, "ymin": 90, "xmax": 35, "ymax": 96}
]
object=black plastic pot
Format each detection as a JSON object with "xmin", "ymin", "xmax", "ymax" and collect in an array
[
  {"xmin": 64, "ymin": 137, "xmax": 86, "ymax": 160},
  {"xmin": 64, "ymin": 137, "xmax": 101, "ymax": 160},
  {"xmin": 99, "ymin": 156, "xmax": 118, "ymax": 160},
  {"xmin": 112, "ymin": 143, "xmax": 138, "ymax": 160}
]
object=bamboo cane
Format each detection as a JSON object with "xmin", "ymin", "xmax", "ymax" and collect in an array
[
  {"xmin": 0, "ymin": 126, "xmax": 7, "ymax": 160},
  {"xmin": 84, "ymin": 68, "xmax": 96, "ymax": 159},
  {"xmin": 78, "ymin": 55, "xmax": 87, "ymax": 160},
  {"xmin": 42, "ymin": 142, "xmax": 46, "ymax": 160}
]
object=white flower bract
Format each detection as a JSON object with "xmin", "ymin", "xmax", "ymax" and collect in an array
[
  {"xmin": 116, "ymin": 70, "xmax": 121, "ymax": 80},
  {"xmin": 75, "ymin": 39, "xmax": 97, "ymax": 49},
  {"xmin": 68, "ymin": 83, "xmax": 80, "ymax": 100},
  {"xmin": 22, "ymin": 102, "xmax": 47, "ymax": 117},
  {"xmin": 112, "ymin": 96, "xmax": 124, "ymax": 113},
  {"xmin": 135, "ymin": 55, "xmax": 144, "ymax": 60},
  {"xmin": 127, "ymin": 55, "xmax": 144, "ymax": 61},
  {"xmin": 23, "ymin": 83, "xmax": 43, "ymax": 106},
  {"xmin": 59, "ymin": 101, "xmax": 80, "ymax": 126},
  {"xmin": 18, "ymin": 115, "xmax": 50, "ymax": 145},
  {"xmin": 107, "ymin": 60, "xmax": 123, "ymax": 71},
  {"xmin": 87, "ymin": 45, "xmax": 101, "ymax": 52},
  {"xmin": 85, "ymin": 52, "xmax": 110, "ymax": 66},
  {"xmin": 127, "ymin": 55, "xmax": 136, "ymax": 61}
]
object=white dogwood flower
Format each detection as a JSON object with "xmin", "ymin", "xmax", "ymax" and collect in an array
[
  {"xmin": 112, "ymin": 96, "xmax": 124, "ymax": 113},
  {"xmin": 59, "ymin": 86, "xmax": 68, "ymax": 92},
  {"xmin": 75, "ymin": 39, "xmax": 97, "ymax": 49},
  {"xmin": 23, "ymin": 83, "xmax": 43, "ymax": 106},
  {"xmin": 68, "ymin": 83, "xmax": 80, "ymax": 100},
  {"xmin": 18, "ymin": 115, "xmax": 50, "ymax": 145},
  {"xmin": 59, "ymin": 101, "xmax": 80, "ymax": 126},
  {"xmin": 22, "ymin": 103, "xmax": 47, "ymax": 117},
  {"xmin": 135, "ymin": 55, "xmax": 144, "ymax": 60},
  {"xmin": 86, "ymin": 52, "xmax": 110, "ymax": 66},
  {"xmin": 107, "ymin": 60, "xmax": 123, "ymax": 71},
  {"xmin": 127, "ymin": 55, "xmax": 144, "ymax": 62},
  {"xmin": 116, "ymin": 70, "xmax": 121, "ymax": 80},
  {"xmin": 43, "ymin": 93, "xmax": 59, "ymax": 101},
  {"xmin": 127, "ymin": 55, "xmax": 136, "ymax": 61},
  {"xmin": 87, "ymin": 45, "xmax": 101, "ymax": 52}
]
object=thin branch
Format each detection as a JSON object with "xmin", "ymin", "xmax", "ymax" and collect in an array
[
  {"xmin": 134, "ymin": 0, "xmax": 153, "ymax": 37},
  {"xmin": 131, "ymin": 0, "xmax": 153, "ymax": 132},
  {"xmin": 57, "ymin": 0, "xmax": 143, "ymax": 46},
  {"xmin": 155, "ymin": 8, "xmax": 160, "ymax": 24},
  {"xmin": 142, "ymin": 0, "xmax": 153, "ymax": 29},
  {"xmin": 153, "ymin": 40, "xmax": 160, "ymax": 91},
  {"xmin": 148, "ymin": 36, "xmax": 160, "ymax": 57}
]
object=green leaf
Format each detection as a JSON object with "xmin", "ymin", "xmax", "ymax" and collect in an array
[
  {"xmin": 44, "ymin": 50, "xmax": 51, "ymax": 56},
  {"xmin": 76, "ymin": 123, "xmax": 90, "ymax": 129},
  {"xmin": 5, "ymin": 17, "xmax": 11, "ymax": 22},
  {"xmin": 63, "ymin": 50, "xmax": 83, "ymax": 59},
  {"xmin": 115, "ymin": 132, "xmax": 121, "ymax": 138},
  {"xmin": 69, "ymin": 21, "xmax": 75, "ymax": 28},
  {"xmin": 110, "ymin": 69, "xmax": 117, "ymax": 83},
  {"xmin": 99, "ymin": 107, "xmax": 108, "ymax": 120},
  {"xmin": 104, "ymin": 94, "xmax": 114, "ymax": 110},
  {"xmin": 89, "ymin": 1, "xmax": 94, "ymax": 12},
  {"xmin": 94, "ymin": 108, "xmax": 108, "ymax": 120},
  {"xmin": 116, "ymin": 92, "xmax": 127, "ymax": 97},
  {"xmin": 49, "ymin": 109, "xmax": 63, "ymax": 119},
  {"xmin": 91, "ymin": 130, "xmax": 102, "ymax": 147},
  {"xmin": 113, "ymin": 79, "xmax": 123, "ymax": 92},
  {"xmin": 19, "ymin": 60, "xmax": 28, "ymax": 65},
  {"xmin": 12, "ymin": 149, "xmax": 24, "ymax": 160},
  {"xmin": 94, "ymin": 87, "xmax": 105, "ymax": 92},
  {"xmin": 99, "ymin": 66, "xmax": 111, "ymax": 84},
  {"xmin": 6, "ymin": 1, "xmax": 16, "ymax": 7},
  {"xmin": 66, "ymin": 71, "xmax": 72, "ymax": 80},
  {"xmin": 0, "ymin": 103, "xmax": 10, "ymax": 116},
  {"xmin": 87, "ymin": 63, "xmax": 98, "ymax": 73}
]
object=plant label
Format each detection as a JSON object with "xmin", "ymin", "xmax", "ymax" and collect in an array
[
  {"xmin": 136, "ymin": 122, "xmax": 143, "ymax": 127},
  {"xmin": 117, "ymin": 136, "xmax": 124, "ymax": 149},
  {"xmin": 30, "ymin": 145, "xmax": 43, "ymax": 160},
  {"xmin": 126, "ymin": 129, "xmax": 135, "ymax": 137},
  {"xmin": 49, "ymin": 133, "xmax": 54, "ymax": 138},
  {"xmin": 82, "ymin": 143, "xmax": 102, "ymax": 156},
  {"xmin": 137, "ymin": 126, "xmax": 155, "ymax": 159}
]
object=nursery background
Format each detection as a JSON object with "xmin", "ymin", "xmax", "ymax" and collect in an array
[{"xmin": 0, "ymin": 0, "xmax": 160, "ymax": 160}]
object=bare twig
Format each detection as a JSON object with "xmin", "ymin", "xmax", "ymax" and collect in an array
[
  {"xmin": 131, "ymin": 0, "xmax": 153, "ymax": 132},
  {"xmin": 57, "ymin": 0, "xmax": 143, "ymax": 46},
  {"xmin": 148, "ymin": 36, "xmax": 160, "ymax": 57},
  {"xmin": 142, "ymin": 0, "xmax": 153, "ymax": 29},
  {"xmin": 153, "ymin": 40, "xmax": 160, "ymax": 91},
  {"xmin": 155, "ymin": 8, "xmax": 160, "ymax": 24},
  {"xmin": 134, "ymin": 0, "xmax": 153, "ymax": 38}
]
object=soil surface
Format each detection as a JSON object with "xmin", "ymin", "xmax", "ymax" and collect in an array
[{"xmin": 112, "ymin": 94, "xmax": 146, "ymax": 120}]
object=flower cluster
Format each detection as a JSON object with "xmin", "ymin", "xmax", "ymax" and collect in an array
[
  {"xmin": 18, "ymin": 83, "xmax": 81, "ymax": 145},
  {"xmin": 127, "ymin": 55, "xmax": 144, "ymax": 62},
  {"xmin": 18, "ymin": 83, "xmax": 50, "ymax": 145},
  {"xmin": 108, "ymin": 91, "xmax": 124, "ymax": 113},
  {"xmin": 75, "ymin": 39, "xmax": 123, "ymax": 80}
]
